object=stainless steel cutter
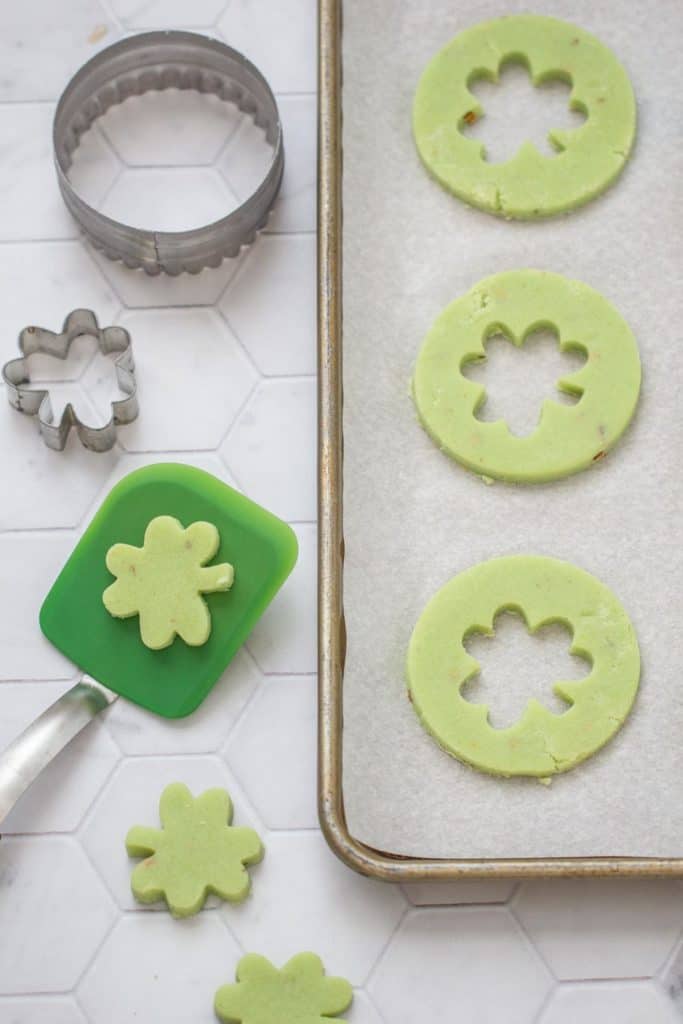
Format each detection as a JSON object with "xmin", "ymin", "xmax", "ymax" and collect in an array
[
  {"xmin": 2, "ymin": 308, "xmax": 137, "ymax": 452},
  {"xmin": 53, "ymin": 31, "xmax": 285, "ymax": 275}
]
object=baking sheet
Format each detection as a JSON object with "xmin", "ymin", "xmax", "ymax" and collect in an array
[{"xmin": 341, "ymin": 0, "xmax": 683, "ymax": 859}]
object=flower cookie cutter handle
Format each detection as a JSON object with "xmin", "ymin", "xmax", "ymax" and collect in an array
[
  {"xmin": 0, "ymin": 676, "xmax": 118, "ymax": 830},
  {"xmin": 2, "ymin": 308, "xmax": 138, "ymax": 452},
  {"xmin": 53, "ymin": 30, "xmax": 284, "ymax": 275}
]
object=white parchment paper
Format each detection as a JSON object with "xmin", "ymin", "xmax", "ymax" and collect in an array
[{"xmin": 342, "ymin": 0, "xmax": 683, "ymax": 858}]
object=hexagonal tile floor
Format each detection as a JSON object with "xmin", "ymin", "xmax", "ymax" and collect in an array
[{"xmin": 0, "ymin": 4, "xmax": 681, "ymax": 1024}]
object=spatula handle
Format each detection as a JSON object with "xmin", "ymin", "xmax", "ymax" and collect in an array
[{"xmin": 0, "ymin": 676, "xmax": 118, "ymax": 829}]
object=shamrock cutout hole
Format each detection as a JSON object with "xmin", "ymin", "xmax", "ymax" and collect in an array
[
  {"xmin": 215, "ymin": 953, "xmax": 353, "ymax": 1024},
  {"xmin": 462, "ymin": 609, "xmax": 591, "ymax": 730},
  {"xmin": 125, "ymin": 783, "xmax": 263, "ymax": 917},
  {"xmin": 462, "ymin": 326, "xmax": 587, "ymax": 438},
  {"xmin": 462, "ymin": 59, "xmax": 587, "ymax": 164}
]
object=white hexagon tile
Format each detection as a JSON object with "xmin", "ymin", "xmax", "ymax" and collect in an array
[
  {"xmin": 0, "ymin": 4, "xmax": 682, "ymax": 1024},
  {"xmin": 222, "ymin": 830, "xmax": 406, "ymax": 985},
  {"xmin": 0, "ymin": 1, "xmax": 118, "ymax": 102},
  {"xmin": 221, "ymin": 377, "xmax": 316, "ymax": 521},
  {"xmin": 219, "ymin": 234, "xmax": 317, "ymax": 376},
  {"xmin": 225, "ymin": 674, "xmax": 318, "ymax": 830},
  {"xmin": 513, "ymin": 880, "xmax": 683, "ymax": 980}
]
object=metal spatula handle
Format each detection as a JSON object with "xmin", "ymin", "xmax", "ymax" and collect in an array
[{"xmin": 0, "ymin": 676, "xmax": 118, "ymax": 828}]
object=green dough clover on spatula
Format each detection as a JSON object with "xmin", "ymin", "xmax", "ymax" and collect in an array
[
  {"xmin": 103, "ymin": 515, "xmax": 236, "ymax": 650},
  {"xmin": 0, "ymin": 463, "xmax": 298, "ymax": 827}
]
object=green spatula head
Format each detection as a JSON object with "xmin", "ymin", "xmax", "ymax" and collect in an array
[{"xmin": 40, "ymin": 463, "xmax": 298, "ymax": 718}]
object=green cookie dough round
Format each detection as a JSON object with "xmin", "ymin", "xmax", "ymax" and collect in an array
[
  {"xmin": 413, "ymin": 14, "xmax": 636, "ymax": 219},
  {"xmin": 407, "ymin": 555, "xmax": 640, "ymax": 777},
  {"xmin": 413, "ymin": 269, "xmax": 641, "ymax": 483}
]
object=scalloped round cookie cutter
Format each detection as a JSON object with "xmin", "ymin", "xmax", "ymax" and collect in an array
[
  {"xmin": 413, "ymin": 14, "xmax": 636, "ymax": 219},
  {"xmin": 53, "ymin": 31, "xmax": 284, "ymax": 275},
  {"xmin": 407, "ymin": 555, "xmax": 641, "ymax": 778},
  {"xmin": 412, "ymin": 269, "xmax": 641, "ymax": 484}
]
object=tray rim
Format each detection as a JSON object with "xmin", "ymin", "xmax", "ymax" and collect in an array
[{"xmin": 316, "ymin": 0, "xmax": 683, "ymax": 881}]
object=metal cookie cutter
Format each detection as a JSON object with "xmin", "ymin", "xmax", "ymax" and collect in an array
[
  {"xmin": 53, "ymin": 31, "xmax": 284, "ymax": 275},
  {"xmin": 2, "ymin": 309, "xmax": 137, "ymax": 452}
]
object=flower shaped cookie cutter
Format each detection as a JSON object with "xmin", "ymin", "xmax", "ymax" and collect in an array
[{"xmin": 2, "ymin": 308, "xmax": 138, "ymax": 452}]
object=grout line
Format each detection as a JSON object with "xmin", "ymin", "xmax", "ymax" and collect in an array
[
  {"xmin": 71, "ymin": 904, "xmax": 119, "ymax": 993},
  {"xmin": 270, "ymin": 89, "xmax": 318, "ymax": 98},
  {"xmin": 212, "ymin": 105, "xmax": 250, "ymax": 166},
  {"xmin": 509, "ymin": 899, "xmax": 560, "ymax": 983},
  {"xmin": 256, "ymin": 826, "xmax": 320, "ymax": 836},
  {"xmin": 658, "ymin": 930, "xmax": 683, "ymax": 982},
  {"xmin": 258, "ymin": 371, "xmax": 317, "ymax": 382},
  {"xmin": 98, "ymin": 121, "xmax": 131, "ymax": 169},
  {"xmin": 218, "ymin": 382, "xmax": 260, "ymax": 450},
  {"xmin": 211, "ymin": 1, "xmax": 232, "ymax": 28},
  {"xmin": 263, "ymin": 227, "xmax": 317, "ymax": 238},
  {"xmin": 262, "ymin": 670, "xmax": 318, "ymax": 678},
  {"xmin": 70, "ymin": 725, "xmax": 123, "ymax": 824},
  {"xmin": 0, "ymin": 97, "xmax": 62, "ymax": 106},
  {"xmin": 219, "ymin": 672, "xmax": 266, "ymax": 752},
  {"xmin": 214, "ymin": 237, "xmax": 255, "ymax": 306},
  {"xmin": 655, "ymin": 971, "xmax": 682, "ymax": 1012},
  {"xmin": 91, "ymin": 121, "xmax": 122, "ymax": 168},
  {"xmin": 96, "ymin": 0, "xmax": 125, "ymax": 31},
  {"xmin": 508, "ymin": 904, "xmax": 560, "ymax": 985},
  {"xmin": 216, "ymin": 373, "xmax": 260, "ymax": 449},
  {"xmin": 216, "ymin": 306, "xmax": 264, "ymax": 381},
  {"xmin": 216, "ymin": 447, "xmax": 245, "ymax": 490},
  {"xmin": 504, "ymin": 880, "xmax": 521, "ymax": 905},
  {"xmin": 219, "ymin": 905, "xmax": 247, "ymax": 956},
  {"xmin": 362, "ymin": 903, "xmax": 409, "ymax": 990},
  {"xmin": 76, "ymin": 756, "xmax": 127, "ymax": 843},
  {"xmin": 356, "ymin": 988, "xmax": 391, "ymax": 1024},
  {"xmin": 0, "ymin": 525, "xmax": 77, "ymax": 537},
  {"xmin": 102, "ymin": 157, "xmax": 226, "ymax": 171},
  {"xmin": 531, "ymin": 982, "xmax": 557, "ymax": 1024},
  {"xmin": 92, "ymin": 162, "xmax": 125, "ymax": 209},
  {"xmin": 0, "ymin": 237, "xmax": 87, "ymax": 246}
]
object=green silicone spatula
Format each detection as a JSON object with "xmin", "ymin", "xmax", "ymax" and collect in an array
[{"xmin": 0, "ymin": 463, "xmax": 297, "ymax": 825}]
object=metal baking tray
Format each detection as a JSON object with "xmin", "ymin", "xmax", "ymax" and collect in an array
[{"xmin": 316, "ymin": 0, "xmax": 683, "ymax": 881}]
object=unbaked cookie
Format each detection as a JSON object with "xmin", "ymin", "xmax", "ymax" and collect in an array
[
  {"xmin": 103, "ymin": 515, "xmax": 234, "ymax": 650},
  {"xmin": 125, "ymin": 783, "xmax": 263, "ymax": 917},
  {"xmin": 412, "ymin": 270, "xmax": 641, "ymax": 483},
  {"xmin": 215, "ymin": 953, "xmax": 353, "ymax": 1024},
  {"xmin": 407, "ymin": 555, "xmax": 640, "ymax": 777},
  {"xmin": 413, "ymin": 14, "xmax": 636, "ymax": 219}
]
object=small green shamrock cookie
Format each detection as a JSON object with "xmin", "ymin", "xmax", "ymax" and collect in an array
[
  {"xmin": 103, "ymin": 515, "xmax": 234, "ymax": 650},
  {"xmin": 125, "ymin": 783, "xmax": 263, "ymax": 917},
  {"xmin": 215, "ymin": 953, "xmax": 353, "ymax": 1024},
  {"xmin": 407, "ymin": 555, "xmax": 641, "ymax": 777},
  {"xmin": 412, "ymin": 270, "xmax": 641, "ymax": 483},
  {"xmin": 413, "ymin": 14, "xmax": 636, "ymax": 218}
]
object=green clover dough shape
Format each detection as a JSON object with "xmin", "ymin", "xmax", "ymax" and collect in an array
[
  {"xmin": 407, "ymin": 555, "xmax": 640, "ymax": 778},
  {"xmin": 413, "ymin": 14, "xmax": 636, "ymax": 219},
  {"xmin": 125, "ymin": 783, "xmax": 263, "ymax": 917},
  {"xmin": 103, "ymin": 515, "xmax": 235, "ymax": 650},
  {"xmin": 412, "ymin": 269, "xmax": 641, "ymax": 483},
  {"xmin": 215, "ymin": 953, "xmax": 353, "ymax": 1024}
]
